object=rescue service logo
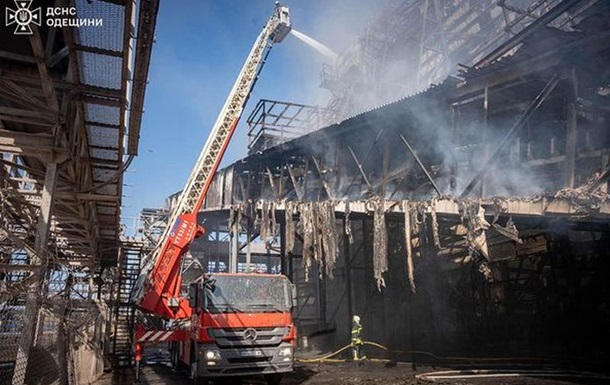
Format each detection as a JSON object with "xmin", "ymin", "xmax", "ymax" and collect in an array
[
  {"xmin": 4, "ymin": 1, "xmax": 103, "ymax": 35},
  {"xmin": 5, "ymin": 0, "xmax": 41, "ymax": 35}
]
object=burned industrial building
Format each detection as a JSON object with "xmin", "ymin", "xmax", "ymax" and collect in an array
[
  {"xmin": 190, "ymin": 0, "xmax": 610, "ymax": 370},
  {"xmin": 2, "ymin": 0, "xmax": 610, "ymax": 384}
]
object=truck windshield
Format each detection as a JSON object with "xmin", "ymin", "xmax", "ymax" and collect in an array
[{"xmin": 204, "ymin": 275, "xmax": 291, "ymax": 313}]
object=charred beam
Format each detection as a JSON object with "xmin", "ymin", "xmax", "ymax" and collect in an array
[
  {"xmin": 265, "ymin": 167, "xmax": 280, "ymax": 200},
  {"xmin": 398, "ymin": 134, "xmax": 442, "ymax": 197},
  {"xmin": 286, "ymin": 163, "xmax": 304, "ymax": 201},
  {"xmin": 460, "ymin": 74, "xmax": 560, "ymax": 198},
  {"xmin": 311, "ymin": 156, "xmax": 335, "ymax": 199},
  {"xmin": 565, "ymin": 67, "xmax": 578, "ymax": 188},
  {"xmin": 475, "ymin": 0, "xmax": 587, "ymax": 67},
  {"xmin": 347, "ymin": 145, "xmax": 372, "ymax": 191}
]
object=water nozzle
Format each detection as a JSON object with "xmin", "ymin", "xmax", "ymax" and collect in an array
[{"xmin": 270, "ymin": 3, "xmax": 291, "ymax": 43}]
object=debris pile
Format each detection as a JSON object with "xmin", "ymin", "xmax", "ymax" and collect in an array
[{"xmin": 554, "ymin": 171, "xmax": 609, "ymax": 213}]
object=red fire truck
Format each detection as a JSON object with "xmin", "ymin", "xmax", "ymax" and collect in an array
[{"xmin": 131, "ymin": 4, "xmax": 295, "ymax": 384}]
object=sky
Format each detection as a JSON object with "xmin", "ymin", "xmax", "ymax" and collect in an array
[{"xmin": 121, "ymin": 0, "xmax": 387, "ymax": 229}]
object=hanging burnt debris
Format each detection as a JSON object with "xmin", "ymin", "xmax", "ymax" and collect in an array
[
  {"xmin": 284, "ymin": 201, "xmax": 296, "ymax": 254},
  {"xmin": 371, "ymin": 198, "xmax": 388, "ymax": 290},
  {"xmin": 225, "ymin": 182, "xmax": 610, "ymax": 290},
  {"xmin": 319, "ymin": 201, "xmax": 339, "ymax": 278},
  {"xmin": 232, "ymin": 201, "xmax": 339, "ymax": 281},
  {"xmin": 459, "ymin": 201, "xmax": 490, "ymax": 257},
  {"xmin": 344, "ymin": 201, "xmax": 354, "ymax": 245},
  {"xmin": 300, "ymin": 203, "xmax": 315, "ymax": 280},
  {"xmin": 430, "ymin": 200, "xmax": 441, "ymax": 249},
  {"xmin": 402, "ymin": 200, "xmax": 415, "ymax": 293},
  {"xmin": 292, "ymin": 202, "xmax": 339, "ymax": 281}
]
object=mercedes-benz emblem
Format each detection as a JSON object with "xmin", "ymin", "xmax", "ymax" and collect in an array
[{"xmin": 243, "ymin": 328, "xmax": 257, "ymax": 342}]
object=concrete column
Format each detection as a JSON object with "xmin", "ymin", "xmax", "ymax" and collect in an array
[
  {"xmin": 480, "ymin": 87, "xmax": 489, "ymax": 197},
  {"xmin": 450, "ymin": 107, "xmax": 458, "ymax": 193},
  {"xmin": 246, "ymin": 220, "xmax": 252, "ymax": 272},
  {"xmin": 280, "ymin": 221, "xmax": 287, "ymax": 275},
  {"xmin": 229, "ymin": 219, "xmax": 239, "ymax": 273},
  {"xmin": 12, "ymin": 161, "xmax": 58, "ymax": 385},
  {"xmin": 601, "ymin": 152, "xmax": 610, "ymax": 194},
  {"xmin": 342, "ymin": 218, "xmax": 353, "ymax": 328},
  {"xmin": 565, "ymin": 68, "xmax": 578, "ymax": 188}
]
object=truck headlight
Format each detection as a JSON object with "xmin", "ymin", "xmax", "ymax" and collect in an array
[
  {"xmin": 205, "ymin": 349, "xmax": 221, "ymax": 361},
  {"xmin": 278, "ymin": 346, "xmax": 292, "ymax": 357}
]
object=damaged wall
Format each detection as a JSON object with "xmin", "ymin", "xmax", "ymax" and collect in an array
[
  {"xmin": 288, "ymin": 203, "xmax": 610, "ymax": 363},
  {"xmin": 207, "ymin": 198, "xmax": 610, "ymax": 365}
]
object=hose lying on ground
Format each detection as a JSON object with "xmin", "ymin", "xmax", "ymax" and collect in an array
[
  {"xmin": 297, "ymin": 341, "xmax": 388, "ymax": 363},
  {"xmin": 298, "ymin": 346, "xmax": 610, "ymax": 383},
  {"xmin": 297, "ymin": 341, "xmax": 576, "ymax": 366},
  {"xmin": 416, "ymin": 369, "xmax": 610, "ymax": 382}
]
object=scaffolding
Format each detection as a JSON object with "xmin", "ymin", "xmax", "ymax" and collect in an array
[{"xmin": 247, "ymin": 99, "xmax": 326, "ymax": 154}]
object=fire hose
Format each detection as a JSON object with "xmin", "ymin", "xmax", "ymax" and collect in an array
[
  {"xmin": 415, "ymin": 369, "xmax": 610, "ymax": 382},
  {"xmin": 297, "ymin": 342, "xmax": 610, "ymax": 382},
  {"xmin": 297, "ymin": 341, "xmax": 388, "ymax": 363}
]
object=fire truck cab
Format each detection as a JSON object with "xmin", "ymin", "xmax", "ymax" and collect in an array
[{"xmin": 184, "ymin": 273, "xmax": 296, "ymax": 384}]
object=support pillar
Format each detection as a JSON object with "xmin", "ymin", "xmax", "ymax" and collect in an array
[
  {"xmin": 342, "ymin": 218, "xmax": 353, "ymax": 328},
  {"xmin": 12, "ymin": 162, "xmax": 58, "ymax": 385},
  {"xmin": 280, "ymin": 221, "xmax": 287, "ymax": 275},
  {"xmin": 57, "ymin": 274, "xmax": 74, "ymax": 385},
  {"xmin": 480, "ymin": 86, "xmax": 489, "ymax": 197},
  {"xmin": 450, "ymin": 106, "xmax": 458, "ymax": 194},
  {"xmin": 565, "ymin": 68, "xmax": 578, "ymax": 188},
  {"xmin": 229, "ymin": 218, "xmax": 239, "ymax": 273},
  {"xmin": 246, "ymin": 219, "xmax": 252, "ymax": 273}
]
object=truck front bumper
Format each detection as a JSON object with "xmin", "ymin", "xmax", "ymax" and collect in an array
[{"xmin": 196, "ymin": 343, "xmax": 293, "ymax": 377}]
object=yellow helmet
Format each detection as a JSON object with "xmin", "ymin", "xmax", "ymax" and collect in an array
[{"xmin": 352, "ymin": 315, "xmax": 361, "ymax": 323}]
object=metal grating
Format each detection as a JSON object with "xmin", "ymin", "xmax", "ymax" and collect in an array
[
  {"xmin": 75, "ymin": 0, "xmax": 125, "ymax": 51},
  {"xmin": 96, "ymin": 184, "xmax": 119, "ymax": 195},
  {"xmin": 78, "ymin": 52, "xmax": 123, "ymax": 89},
  {"xmin": 84, "ymin": 104, "xmax": 121, "ymax": 126},
  {"xmin": 92, "ymin": 168, "xmax": 118, "ymax": 182},
  {"xmin": 87, "ymin": 125, "xmax": 120, "ymax": 147},
  {"xmin": 90, "ymin": 148, "xmax": 120, "ymax": 161},
  {"xmin": 98, "ymin": 206, "xmax": 117, "ymax": 215}
]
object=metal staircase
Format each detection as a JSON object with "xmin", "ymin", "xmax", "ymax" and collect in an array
[{"xmin": 112, "ymin": 241, "xmax": 143, "ymax": 367}]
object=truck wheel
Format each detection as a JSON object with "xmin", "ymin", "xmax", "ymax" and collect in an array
[{"xmin": 264, "ymin": 373, "xmax": 283, "ymax": 385}]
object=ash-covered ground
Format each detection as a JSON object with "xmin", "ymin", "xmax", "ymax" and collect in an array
[{"xmin": 96, "ymin": 361, "xmax": 610, "ymax": 385}]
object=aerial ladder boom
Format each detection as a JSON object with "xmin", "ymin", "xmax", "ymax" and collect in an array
[{"xmin": 133, "ymin": 3, "xmax": 291, "ymax": 319}]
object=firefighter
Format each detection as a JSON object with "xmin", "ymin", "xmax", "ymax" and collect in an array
[{"xmin": 351, "ymin": 314, "xmax": 366, "ymax": 361}]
